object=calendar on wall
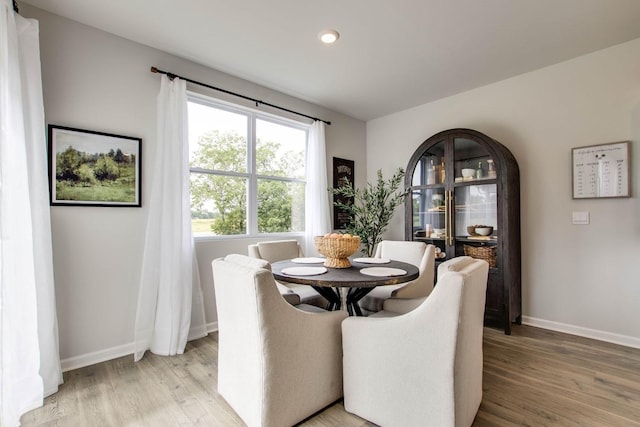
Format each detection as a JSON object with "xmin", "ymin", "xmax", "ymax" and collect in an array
[{"xmin": 572, "ymin": 141, "xmax": 631, "ymax": 199}]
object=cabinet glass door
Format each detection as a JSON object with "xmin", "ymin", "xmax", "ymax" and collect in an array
[
  {"xmin": 411, "ymin": 141, "xmax": 446, "ymax": 187},
  {"xmin": 454, "ymin": 183, "xmax": 498, "ymax": 259},
  {"xmin": 453, "ymin": 137, "xmax": 496, "ymax": 183},
  {"xmin": 411, "ymin": 188, "xmax": 446, "ymax": 238},
  {"xmin": 409, "ymin": 140, "xmax": 447, "ymax": 257},
  {"xmin": 454, "ymin": 184, "xmax": 497, "ymax": 237},
  {"xmin": 452, "ymin": 137, "xmax": 497, "ymax": 265}
]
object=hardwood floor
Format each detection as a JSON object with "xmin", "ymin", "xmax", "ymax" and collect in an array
[{"xmin": 21, "ymin": 325, "xmax": 640, "ymax": 426}]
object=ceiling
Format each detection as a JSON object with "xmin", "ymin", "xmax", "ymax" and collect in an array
[{"xmin": 20, "ymin": 0, "xmax": 640, "ymax": 121}]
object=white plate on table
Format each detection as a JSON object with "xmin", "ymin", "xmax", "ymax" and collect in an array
[
  {"xmin": 359, "ymin": 267, "xmax": 407, "ymax": 277},
  {"xmin": 281, "ymin": 266, "xmax": 327, "ymax": 276},
  {"xmin": 353, "ymin": 257, "xmax": 391, "ymax": 264},
  {"xmin": 291, "ymin": 257, "xmax": 325, "ymax": 264}
]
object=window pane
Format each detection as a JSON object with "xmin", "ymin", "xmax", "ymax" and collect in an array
[
  {"xmin": 190, "ymin": 173, "xmax": 248, "ymax": 235},
  {"xmin": 188, "ymin": 101, "xmax": 248, "ymax": 173},
  {"xmin": 256, "ymin": 119, "xmax": 305, "ymax": 179},
  {"xmin": 257, "ymin": 179, "xmax": 305, "ymax": 233}
]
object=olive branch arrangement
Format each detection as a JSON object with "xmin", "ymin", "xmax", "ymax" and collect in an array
[{"xmin": 331, "ymin": 167, "xmax": 408, "ymax": 257}]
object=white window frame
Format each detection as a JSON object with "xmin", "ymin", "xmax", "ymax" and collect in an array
[{"xmin": 187, "ymin": 92, "xmax": 309, "ymax": 240}]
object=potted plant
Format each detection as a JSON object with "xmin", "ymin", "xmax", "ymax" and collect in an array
[{"xmin": 332, "ymin": 167, "xmax": 407, "ymax": 257}]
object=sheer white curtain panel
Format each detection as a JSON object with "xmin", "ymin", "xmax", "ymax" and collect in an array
[
  {"xmin": 134, "ymin": 75, "xmax": 206, "ymax": 362},
  {"xmin": 1, "ymin": 3, "xmax": 62, "ymax": 425},
  {"xmin": 304, "ymin": 121, "xmax": 332, "ymax": 256}
]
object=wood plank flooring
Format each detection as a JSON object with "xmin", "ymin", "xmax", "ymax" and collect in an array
[{"xmin": 21, "ymin": 325, "xmax": 640, "ymax": 426}]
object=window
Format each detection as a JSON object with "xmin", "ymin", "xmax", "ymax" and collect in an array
[{"xmin": 188, "ymin": 94, "xmax": 308, "ymax": 236}]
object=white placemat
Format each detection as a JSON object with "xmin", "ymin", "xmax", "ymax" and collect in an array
[
  {"xmin": 353, "ymin": 257, "xmax": 391, "ymax": 264},
  {"xmin": 291, "ymin": 257, "xmax": 325, "ymax": 264},
  {"xmin": 360, "ymin": 267, "xmax": 407, "ymax": 277},
  {"xmin": 281, "ymin": 266, "xmax": 327, "ymax": 276}
]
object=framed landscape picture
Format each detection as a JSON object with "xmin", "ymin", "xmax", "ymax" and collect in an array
[{"xmin": 48, "ymin": 125, "xmax": 141, "ymax": 207}]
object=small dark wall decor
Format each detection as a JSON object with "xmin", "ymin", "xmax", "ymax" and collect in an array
[
  {"xmin": 48, "ymin": 125, "xmax": 142, "ymax": 207},
  {"xmin": 332, "ymin": 157, "xmax": 354, "ymax": 229}
]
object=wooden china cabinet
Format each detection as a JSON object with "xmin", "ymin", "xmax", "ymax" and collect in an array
[{"xmin": 405, "ymin": 128, "xmax": 521, "ymax": 334}]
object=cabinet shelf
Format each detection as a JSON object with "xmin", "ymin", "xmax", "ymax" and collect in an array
[
  {"xmin": 454, "ymin": 204, "xmax": 497, "ymax": 212},
  {"xmin": 453, "ymin": 177, "xmax": 497, "ymax": 186},
  {"xmin": 456, "ymin": 237, "xmax": 498, "ymax": 245},
  {"xmin": 412, "ymin": 184, "xmax": 445, "ymax": 190}
]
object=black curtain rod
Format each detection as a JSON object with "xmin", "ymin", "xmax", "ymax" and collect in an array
[{"xmin": 150, "ymin": 67, "xmax": 331, "ymax": 126}]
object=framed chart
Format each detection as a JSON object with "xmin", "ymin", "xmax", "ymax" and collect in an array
[{"xmin": 572, "ymin": 141, "xmax": 630, "ymax": 199}]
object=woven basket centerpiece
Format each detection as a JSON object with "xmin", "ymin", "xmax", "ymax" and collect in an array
[{"xmin": 314, "ymin": 234, "xmax": 361, "ymax": 268}]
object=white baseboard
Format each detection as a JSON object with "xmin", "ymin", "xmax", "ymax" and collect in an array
[
  {"xmin": 206, "ymin": 321, "xmax": 218, "ymax": 333},
  {"xmin": 61, "ymin": 342, "xmax": 135, "ymax": 372},
  {"xmin": 61, "ymin": 318, "xmax": 636, "ymax": 372},
  {"xmin": 61, "ymin": 322, "xmax": 220, "ymax": 372},
  {"xmin": 522, "ymin": 316, "xmax": 640, "ymax": 349}
]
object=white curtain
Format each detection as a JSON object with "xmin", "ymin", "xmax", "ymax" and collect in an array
[
  {"xmin": 0, "ymin": 3, "xmax": 62, "ymax": 426},
  {"xmin": 134, "ymin": 75, "xmax": 206, "ymax": 362},
  {"xmin": 304, "ymin": 121, "xmax": 332, "ymax": 256}
]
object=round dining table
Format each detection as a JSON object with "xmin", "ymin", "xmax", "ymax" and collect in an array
[{"xmin": 271, "ymin": 258, "xmax": 419, "ymax": 316}]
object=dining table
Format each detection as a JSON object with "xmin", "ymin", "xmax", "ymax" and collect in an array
[{"xmin": 271, "ymin": 258, "xmax": 419, "ymax": 316}]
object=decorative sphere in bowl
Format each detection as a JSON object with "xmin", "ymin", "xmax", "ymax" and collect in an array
[
  {"xmin": 475, "ymin": 226, "xmax": 493, "ymax": 236},
  {"xmin": 314, "ymin": 234, "xmax": 361, "ymax": 268},
  {"xmin": 461, "ymin": 168, "xmax": 475, "ymax": 178}
]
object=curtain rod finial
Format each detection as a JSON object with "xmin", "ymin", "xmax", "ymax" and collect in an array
[{"xmin": 150, "ymin": 66, "xmax": 158, "ymax": 73}]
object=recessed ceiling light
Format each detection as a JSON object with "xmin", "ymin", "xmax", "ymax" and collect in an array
[{"xmin": 318, "ymin": 29, "xmax": 340, "ymax": 44}]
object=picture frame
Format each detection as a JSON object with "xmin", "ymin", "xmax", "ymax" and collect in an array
[
  {"xmin": 332, "ymin": 157, "xmax": 355, "ymax": 229},
  {"xmin": 48, "ymin": 125, "xmax": 142, "ymax": 207},
  {"xmin": 572, "ymin": 141, "xmax": 630, "ymax": 199}
]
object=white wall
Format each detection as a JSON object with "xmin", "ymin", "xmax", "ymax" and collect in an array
[
  {"xmin": 23, "ymin": 5, "xmax": 367, "ymax": 369},
  {"xmin": 367, "ymin": 38, "xmax": 640, "ymax": 347}
]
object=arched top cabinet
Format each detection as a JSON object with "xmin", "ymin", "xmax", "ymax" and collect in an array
[{"xmin": 405, "ymin": 128, "xmax": 521, "ymax": 333}]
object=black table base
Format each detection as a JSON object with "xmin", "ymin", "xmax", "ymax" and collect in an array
[{"xmin": 312, "ymin": 286, "xmax": 374, "ymax": 316}]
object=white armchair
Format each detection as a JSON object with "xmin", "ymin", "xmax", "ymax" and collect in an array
[
  {"xmin": 378, "ymin": 256, "xmax": 479, "ymax": 316},
  {"xmin": 342, "ymin": 257, "xmax": 489, "ymax": 427},
  {"xmin": 248, "ymin": 239, "xmax": 302, "ymax": 261},
  {"xmin": 248, "ymin": 239, "xmax": 327, "ymax": 307},
  {"xmin": 212, "ymin": 254, "xmax": 348, "ymax": 427},
  {"xmin": 358, "ymin": 240, "xmax": 435, "ymax": 313}
]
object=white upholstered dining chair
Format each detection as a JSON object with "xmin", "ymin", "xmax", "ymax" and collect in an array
[
  {"xmin": 358, "ymin": 240, "xmax": 435, "ymax": 313},
  {"xmin": 212, "ymin": 254, "xmax": 347, "ymax": 427},
  {"xmin": 342, "ymin": 256, "xmax": 489, "ymax": 427},
  {"xmin": 379, "ymin": 255, "xmax": 479, "ymax": 315},
  {"xmin": 248, "ymin": 239, "xmax": 326, "ymax": 307}
]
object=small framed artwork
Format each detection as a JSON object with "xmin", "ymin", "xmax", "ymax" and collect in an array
[
  {"xmin": 48, "ymin": 125, "xmax": 142, "ymax": 207},
  {"xmin": 333, "ymin": 157, "xmax": 355, "ymax": 229},
  {"xmin": 572, "ymin": 141, "xmax": 630, "ymax": 199}
]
